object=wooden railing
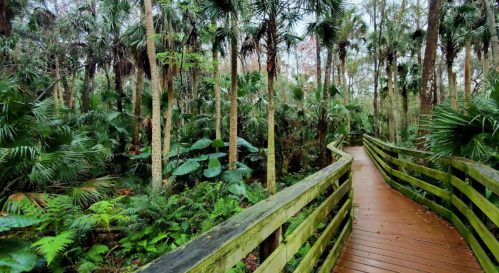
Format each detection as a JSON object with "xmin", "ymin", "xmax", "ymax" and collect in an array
[
  {"xmin": 346, "ymin": 133, "xmax": 364, "ymax": 146},
  {"xmin": 136, "ymin": 135, "xmax": 354, "ymax": 273},
  {"xmin": 364, "ymin": 134, "xmax": 499, "ymax": 272}
]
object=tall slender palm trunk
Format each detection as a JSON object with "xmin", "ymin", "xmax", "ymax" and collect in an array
[
  {"xmin": 228, "ymin": 15, "xmax": 238, "ymax": 169},
  {"xmin": 485, "ymin": 0, "xmax": 499, "ymax": 71},
  {"xmin": 114, "ymin": 39, "xmax": 123, "ymax": 113},
  {"xmin": 162, "ymin": 2, "xmax": 175, "ymax": 178},
  {"xmin": 213, "ymin": 21, "xmax": 222, "ymax": 140},
  {"xmin": 319, "ymin": 48, "xmax": 333, "ymax": 168},
  {"xmin": 448, "ymin": 63, "xmax": 457, "ymax": 109},
  {"xmin": 393, "ymin": 55, "xmax": 401, "ymax": 143},
  {"xmin": 266, "ymin": 12, "xmax": 277, "ymax": 195},
  {"xmin": 464, "ymin": 38, "xmax": 471, "ymax": 99},
  {"xmin": 386, "ymin": 62, "xmax": 394, "ymax": 142},
  {"xmin": 133, "ymin": 66, "xmax": 143, "ymax": 146},
  {"xmin": 483, "ymin": 51, "xmax": 489, "ymax": 90},
  {"xmin": 340, "ymin": 57, "xmax": 349, "ymax": 133},
  {"xmin": 144, "ymin": 0, "xmax": 162, "ymax": 192}
]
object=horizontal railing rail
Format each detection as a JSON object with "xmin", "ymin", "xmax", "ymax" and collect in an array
[
  {"xmin": 364, "ymin": 134, "xmax": 499, "ymax": 272},
  {"xmin": 137, "ymin": 135, "xmax": 354, "ymax": 273}
]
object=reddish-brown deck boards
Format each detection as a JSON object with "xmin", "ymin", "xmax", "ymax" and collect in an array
[{"xmin": 333, "ymin": 147, "xmax": 482, "ymax": 272}]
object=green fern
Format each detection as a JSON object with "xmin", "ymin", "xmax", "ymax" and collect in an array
[
  {"xmin": 31, "ymin": 230, "xmax": 75, "ymax": 265},
  {"xmin": 86, "ymin": 245, "xmax": 109, "ymax": 262}
]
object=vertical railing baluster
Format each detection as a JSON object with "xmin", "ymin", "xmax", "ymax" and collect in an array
[{"xmin": 470, "ymin": 176, "xmax": 487, "ymax": 240}]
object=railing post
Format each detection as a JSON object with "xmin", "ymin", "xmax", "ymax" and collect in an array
[
  {"xmin": 386, "ymin": 149, "xmax": 399, "ymax": 182},
  {"xmin": 339, "ymin": 170, "xmax": 350, "ymax": 205},
  {"xmin": 450, "ymin": 166, "xmax": 469, "ymax": 228},
  {"xmin": 470, "ymin": 176, "xmax": 487, "ymax": 232},
  {"xmin": 259, "ymin": 227, "xmax": 282, "ymax": 268}
]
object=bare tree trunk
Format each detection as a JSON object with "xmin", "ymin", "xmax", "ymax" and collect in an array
[
  {"xmin": 162, "ymin": 69, "xmax": 174, "ymax": 159},
  {"xmin": 318, "ymin": 48, "xmax": 333, "ymax": 169},
  {"xmin": 448, "ymin": 64, "xmax": 457, "ymax": 109},
  {"xmin": 213, "ymin": 20, "xmax": 222, "ymax": 141},
  {"xmin": 485, "ymin": 0, "xmax": 499, "ymax": 71},
  {"xmin": 69, "ymin": 69, "xmax": 76, "ymax": 109},
  {"xmin": 266, "ymin": 11, "xmax": 277, "ymax": 195},
  {"xmin": 483, "ymin": 50, "xmax": 489, "ymax": 87},
  {"xmin": 53, "ymin": 59, "xmax": 60, "ymax": 116},
  {"xmin": 402, "ymin": 85, "xmax": 408, "ymax": 132},
  {"xmin": 373, "ymin": 0, "xmax": 386, "ymax": 138},
  {"xmin": 341, "ymin": 56, "xmax": 350, "ymax": 133},
  {"xmin": 144, "ymin": 0, "xmax": 163, "ymax": 192},
  {"xmin": 83, "ymin": 54, "xmax": 94, "ymax": 113},
  {"xmin": 464, "ymin": 38, "xmax": 471, "ymax": 99},
  {"xmin": 393, "ymin": 55, "xmax": 401, "ymax": 143},
  {"xmin": 162, "ymin": 1, "xmax": 175, "ymax": 178},
  {"xmin": 229, "ymin": 15, "xmax": 238, "ymax": 170},
  {"xmin": 315, "ymin": 6, "xmax": 321, "ymax": 88},
  {"xmin": 419, "ymin": 0, "xmax": 442, "ymax": 149},
  {"xmin": 387, "ymin": 63, "xmax": 394, "ymax": 142},
  {"xmin": 133, "ymin": 66, "xmax": 143, "ymax": 146},
  {"xmin": 114, "ymin": 42, "xmax": 123, "ymax": 113}
]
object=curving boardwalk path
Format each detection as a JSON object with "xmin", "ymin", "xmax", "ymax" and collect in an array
[{"xmin": 332, "ymin": 147, "xmax": 482, "ymax": 273}]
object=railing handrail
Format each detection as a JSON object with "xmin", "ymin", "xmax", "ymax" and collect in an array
[
  {"xmin": 136, "ymin": 135, "xmax": 353, "ymax": 273},
  {"xmin": 364, "ymin": 134, "xmax": 499, "ymax": 196},
  {"xmin": 363, "ymin": 134, "xmax": 499, "ymax": 273}
]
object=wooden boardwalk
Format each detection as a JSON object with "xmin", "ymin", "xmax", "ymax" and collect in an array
[{"xmin": 333, "ymin": 147, "xmax": 483, "ymax": 273}]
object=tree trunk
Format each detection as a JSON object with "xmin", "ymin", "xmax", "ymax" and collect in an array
[
  {"xmin": 393, "ymin": 55, "xmax": 401, "ymax": 143},
  {"xmin": 0, "ymin": 0, "xmax": 13, "ymax": 37},
  {"xmin": 341, "ymin": 56, "xmax": 350, "ymax": 134},
  {"xmin": 483, "ymin": 50, "xmax": 489, "ymax": 87},
  {"xmin": 402, "ymin": 85, "xmax": 408, "ymax": 132},
  {"xmin": 162, "ymin": 1, "xmax": 175, "ymax": 176},
  {"xmin": 319, "ymin": 48, "xmax": 333, "ymax": 168},
  {"xmin": 69, "ymin": 69, "xmax": 76, "ymax": 109},
  {"xmin": 83, "ymin": 55, "xmax": 92, "ymax": 113},
  {"xmin": 213, "ymin": 20, "xmax": 222, "ymax": 141},
  {"xmin": 133, "ymin": 66, "xmax": 143, "ymax": 146},
  {"xmin": 373, "ymin": 0, "xmax": 386, "ymax": 138},
  {"xmin": 53, "ymin": 60, "xmax": 60, "ymax": 116},
  {"xmin": 162, "ymin": 68, "xmax": 174, "ymax": 160},
  {"xmin": 266, "ymin": 11, "xmax": 277, "ymax": 195},
  {"xmin": 419, "ymin": 0, "xmax": 442, "ymax": 148},
  {"xmin": 448, "ymin": 63, "xmax": 457, "ymax": 109},
  {"xmin": 386, "ymin": 62, "xmax": 394, "ymax": 142},
  {"xmin": 315, "ymin": 7, "xmax": 321, "ymax": 88},
  {"xmin": 114, "ymin": 39, "xmax": 123, "ymax": 113},
  {"xmin": 485, "ymin": 0, "xmax": 499, "ymax": 71},
  {"xmin": 144, "ymin": 0, "xmax": 163, "ymax": 192},
  {"xmin": 228, "ymin": 15, "xmax": 238, "ymax": 170},
  {"xmin": 464, "ymin": 38, "xmax": 471, "ymax": 99}
]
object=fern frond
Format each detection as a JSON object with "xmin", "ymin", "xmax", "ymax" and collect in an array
[{"xmin": 31, "ymin": 230, "xmax": 75, "ymax": 265}]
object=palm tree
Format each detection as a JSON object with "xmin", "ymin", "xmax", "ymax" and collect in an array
[
  {"xmin": 454, "ymin": 2, "xmax": 479, "ymax": 100},
  {"xmin": 381, "ymin": 20, "xmax": 408, "ymax": 143},
  {"xmin": 212, "ymin": 18, "xmax": 222, "ymax": 141},
  {"xmin": 144, "ymin": 0, "xmax": 162, "ymax": 192},
  {"xmin": 485, "ymin": 0, "xmax": 499, "ymax": 71},
  {"xmin": 161, "ymin": 0, "xmax": 177, "ymax": 170},
  {"xmin": 205, "ymin": 0, "xmax": 242, "ymax": 170},
  {"xmin": 336, "ymin": 8, "xmax": 366, "ymax": 134},
  {"xmin": 440, "ymin": 3, "xmax": 464, "ymax": 110},
  {"xmin": 122, "ymin": 4, "xmax": 149, "ymax": 147},
  {"xmin": 306, "ymin": 0, "xmax": 343, "ymax": 168},
  {"xmin": 242, "ymin": 0, "xmax": 302, "ymax": 193}
]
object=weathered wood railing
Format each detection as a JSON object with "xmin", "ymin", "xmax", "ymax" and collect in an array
[
  {"xmin": 136, "ymin": 135, "xmax": 354, "ymax": 273},
  {"xmin": 364, "ymin": 134, "xmax": 499, "ymax": 272}
]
